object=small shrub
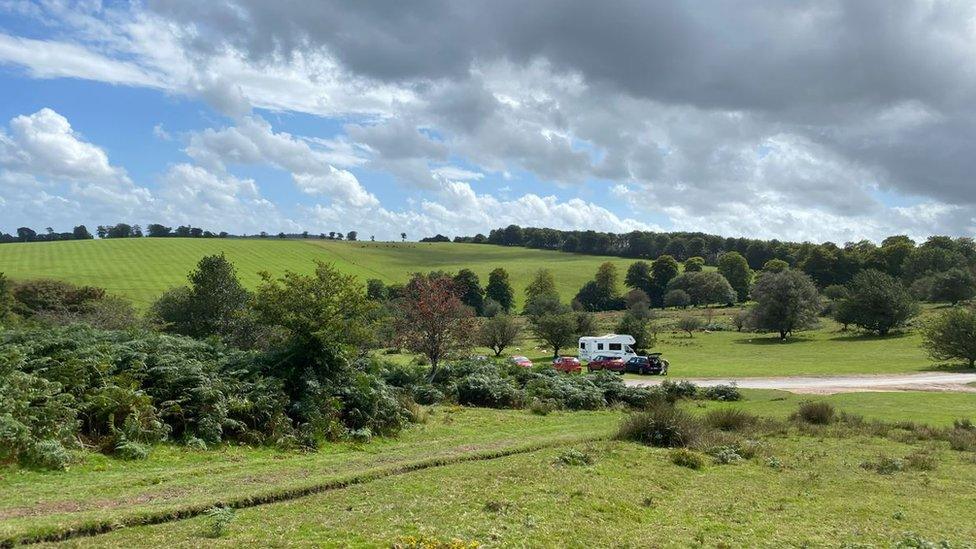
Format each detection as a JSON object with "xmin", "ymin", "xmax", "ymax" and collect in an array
[
  {"xmin": 348, "ymin": 427, "xmax": 373, "ymax": 443},
  {"xmin": 483, "ymin": 500, "xmax": 511, "ymax": 513},
  {"xmin": 860, "ymin": 456, "xmax": 905, "ymax": 475},
  {"xmin": 953, "ymin": 418, "xmax": 974, "ymax": 431},
  {"xmin": 204, "ymin": 506, "xmax": 235, "ymax": 538},
  {"xmin": 669, "ymin": 448, "xmax": 706, "ymax": 470},
  {"xmin": 947, "ymin": 428, "xmax": 976, "ymax": 452},
  {"xmin": 114, "ymin": 439, "xmax": 150, "ymax": 461},
  {"xmin": 710, "ymin": 446, "xmax": 744, "ymax": 465},
  {"xmin": 411, "ymin": 385, "xmax": 444, "ymax": 406},
  {"xmin": 22, "ymin": 440, "xmax": 71, "ymax": 470},
  {"xmin": 556, "ymin": 448, "xmax": 594, "ymax": 466},
  {"xmin": 529, "ymin": 398, "xmax": 558, "ymax": 416},
  {"xmin": 702, "ymin": 384, "xmax": 741, "ymax": 402},
  {"xmin": 704, "ymin": 409, "xmax": 757, "ymax": 432},
  {"xmin": 616, "ymin": 403, "xmax": 704, "ymax": 448},
  {"xmin": 765, "ymin": 456, "xmax": 784, "ymax": 470},
  {"xmin": 893, "ymin": 532, "xmax": 953, "ymax": 548},
  {"xmin": 904, "ymin": 450, "xmax": 938, "ymax": 471},
  {"xmin": 659, "ymin": 380, "xmax": 697, "ymax": 401},
  {"xmin": 792, "ymin": 401, "xmax": 836, "ymax": 425},
  {"xmin": 456, "ymin": 374, "xmax": 524, "ymax": 408},
  {"xmin": 185, "ymin": 437, "xmax": 208, "ymax": 451}
]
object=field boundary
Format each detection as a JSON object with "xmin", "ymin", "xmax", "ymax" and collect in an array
[{"xmin": 2, "ymin": 433, "xmax": 608, "ymax": 547}]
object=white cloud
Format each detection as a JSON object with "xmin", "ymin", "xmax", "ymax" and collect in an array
[
  {"xmin": 185, "ymin": 115, "xmax": 377, "ymax": 207},
  {"xmin": 1, "ymin": 108, "xmax": 127, "ymax": 182},
  {"xmin": 432, "ymin": 166, "xmax": 484, "ymax": 181},
  {"xmin": 155, "ymin": 163, "xmax": 298, "ymax": 234},
  {"xmin": 0, "ymin": 32, "xmax": 163, "ymax": 88}
]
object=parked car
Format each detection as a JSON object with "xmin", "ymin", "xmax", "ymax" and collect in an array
[
  {"xmin": 624, "ymin": 353, "xmax": 669, "ymax": 375},
  {"xmin": 510, "ymin": 355, "xmax": 534, "ymax": 368},
  {"xmin": 586, "ymin": 355, "xmax": 625, "ymax": 373},
  {"xmin": 551, "ymin": 356, "xmax": 581, "ymax": 373}
]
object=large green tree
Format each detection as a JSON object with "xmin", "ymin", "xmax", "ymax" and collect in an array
[
  {"xmin": 524, "ymin": 269, "xmax": 562, "ymax": 315},
  {"xmin": 718, "ymin": 251, "xmax": 754, "ymax": 302},
  {"xmin": 453, "ymin": 268, "xmax": 485, "ymax": 315},
  {"xmin": 842, "ymin": 270, "xmax": 919, "ymax": 336},
  {"xmin": 625, "ymin": 261, "xmax": 654, "ymax": 297},
  {"xmin": 665, "ymin": 272, "xmax": 736, "ymax": 306},
  {"xmin": 529, "ymin": 312, "xmax": 578, "ymax": 358},
  {"xmin": 477, "ymin": 314, "xmax": 521, "ymax": 356},
  {"xmin": 573, "ymin": 262, "xmax": 623, "ymax": 311},
  {"xmin": 649, "ymin": 255, "xmax": 680, "ymax": 308},
  {"xmin": 748, "ymin": 269, "xmax": 822, "ymax": 340},
  {"xmin": 922, "ymin": 307, "xmax": 976, "ymax": 368},
  {"xmin": 485, "ymin": 268, "xmax": 515, "ymax": 312},
  {"xmin": 928, "ymin": 268, "xmax": 976, "ymax": 305}
]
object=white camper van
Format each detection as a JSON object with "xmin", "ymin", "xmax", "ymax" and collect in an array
[{"xmin": 577, "ymin": 334, "xmax": 637, "ymax": 362}]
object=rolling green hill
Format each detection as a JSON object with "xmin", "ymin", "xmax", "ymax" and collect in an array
[{"xmin": 0, "ymin": 238, "xmax": 654, "ymax": 309}]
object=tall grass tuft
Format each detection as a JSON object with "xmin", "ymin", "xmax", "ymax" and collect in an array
[
  {"xmin": 616, "ymin": 403, "xmax": 704, "ymax": 448},
  {"xmin": 792, "ymin": 401, "xmax": 836, "ymax": 425}
]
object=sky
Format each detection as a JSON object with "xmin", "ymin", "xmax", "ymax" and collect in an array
[{"xmin": 0, "ymin": 1, "xmax": 974, "ymax": 243}]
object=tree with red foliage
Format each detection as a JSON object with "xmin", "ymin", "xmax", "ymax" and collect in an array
[{"xmin": 394, "ymin": 273, "xmax": 476, "ymax": 380}]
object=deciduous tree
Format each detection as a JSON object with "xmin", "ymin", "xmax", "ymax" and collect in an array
[
  {"xmin": 843, "ymin": 270, "xmax": 919, "ymax": 336},
  {"xmin": 922, "ymin": 307, "xmax": 976, "ymax": 368},
  {"xmin": 529, "ymin": 313, "xmax": 578, "ymax": 358},
  {"xmin": 477, "ymin": 315, "xmax": 520, "ymax": 356},
  {"xmin": 748, "ymin": 270, "xmax": 821, "ymax": 340},
  {"xmin": 718, "ymin": 252, "xmax": 754, "ymax": 302},
  {"xmin": 394, "ymin": 274, "xmax": 475, "ymax": 379}
]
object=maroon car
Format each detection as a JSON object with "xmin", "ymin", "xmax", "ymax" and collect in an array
[
  {"xmin": 586, "ymin": 355, "xmax": 625, "ymax": 373},
  {"xmin": 552, "ymin": 356, "xmax": 581, "ymax": 373}
]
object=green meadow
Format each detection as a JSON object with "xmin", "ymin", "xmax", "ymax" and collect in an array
[
  {"xmin": 0, "ymin": 238, "xmax": 642, "ymax": 309},
  {"xmin": 13, "ymin": 400, "xmax": 975, "ymax": 548}
]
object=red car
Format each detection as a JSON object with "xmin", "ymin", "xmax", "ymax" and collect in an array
[
  {"xmin": 587, "ymin": 355, "xmax": 625, "ymax": 373},
  {"xmin": 510, "ymin": 355, "xmax": 534, "ymax": 368},
  {"xmin": 552, "ymin": 356, "xmax": 581, "ymax": 373}
]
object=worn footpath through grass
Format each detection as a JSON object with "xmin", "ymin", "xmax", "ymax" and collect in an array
[
  {"xmin": 0, "ymin": 408, "xmax": 619, "ymax": 545},
  {"xmin": 47, "ymin": 435, "xmax": 976, "ymax": 547}
]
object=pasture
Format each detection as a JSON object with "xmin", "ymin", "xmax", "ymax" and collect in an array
[
  {"xmin": 0, "ymin": 238, "xmax": 642, "ymax": 309},
  {"xmin": 11, "ymin": 400, "xmax": 976, "ymax": 548}
]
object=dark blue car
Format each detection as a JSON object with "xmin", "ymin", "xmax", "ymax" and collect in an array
[{"xmin": 625, "ymin": 354, "xmax": 669, "ymax": 375}]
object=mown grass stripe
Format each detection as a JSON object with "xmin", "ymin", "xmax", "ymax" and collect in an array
[{"xmin": 2, "ymin": 433, "xmax": 608, "ymax": 547}]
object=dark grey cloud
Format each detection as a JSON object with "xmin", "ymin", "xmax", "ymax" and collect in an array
[{"xmin": 137, "ymin": 1, "xmax": 976, "ymax": 237}]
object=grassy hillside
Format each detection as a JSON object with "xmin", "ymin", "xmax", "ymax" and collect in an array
[{"xmin": 0, "ymin": 238, "xmax": 646, "ymax": 309}]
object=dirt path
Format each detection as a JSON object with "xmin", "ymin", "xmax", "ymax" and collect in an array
[{"xmin": 625, "ymin": 372, "xmax": 976, "ymax": 394}]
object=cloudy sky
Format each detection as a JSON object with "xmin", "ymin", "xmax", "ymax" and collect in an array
[{"xmin": 0, "ymin": 1, "xmax": 974, "ymax": 242}]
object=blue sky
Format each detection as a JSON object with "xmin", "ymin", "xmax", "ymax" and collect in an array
[{"xmin": 0, "ymin": 2, "xmax": 974, "ymax": 242}]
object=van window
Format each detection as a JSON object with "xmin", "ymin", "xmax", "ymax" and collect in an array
[
  {"xmin": 597, "ymin": 343, "xmax": 604, "ymax": 350},
  {"xmin": 579, "ymin": 342, "xmax": 586, "ymax": 349},
  {"xmin": 609, "ymin": 343, "xmax": 622, "ymax": 351}
]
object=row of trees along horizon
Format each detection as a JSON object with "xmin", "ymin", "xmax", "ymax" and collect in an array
[
  {"xmin": 2, "ymin": 245, "xmax": 975, "ymax": 468},
  {"xmin": 0, "ymin": 224, "xmax": 371, "ymax": 243}
]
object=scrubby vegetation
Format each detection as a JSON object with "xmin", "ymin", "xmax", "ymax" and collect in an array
[{"xmin": 0, "ymin": 325, "xmax": 410, "ymax": 468}]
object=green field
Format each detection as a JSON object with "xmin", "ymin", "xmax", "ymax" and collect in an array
[
  {"xmin": 10, "ymin": 399, "xmax": 974, "ymax": 548},
  {"xmin": 0, "ymin": 238, "xmax": 645, "ymax": 309}
]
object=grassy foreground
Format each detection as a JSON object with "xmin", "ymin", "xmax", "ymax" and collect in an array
[
  {"xmin": 0, "ymin": 408, "xmax": 617, "ymax": 544},
  {"xmin": 42, "ymin": 425, "xmax": 976, "ymax": 547},
  {"xmin": 0, "ymin": 239, "xmax": 642, "ymax": 309},
  {"xmin": 5, "ymin": 392, "xmax": 976, "ymax": 547}
]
